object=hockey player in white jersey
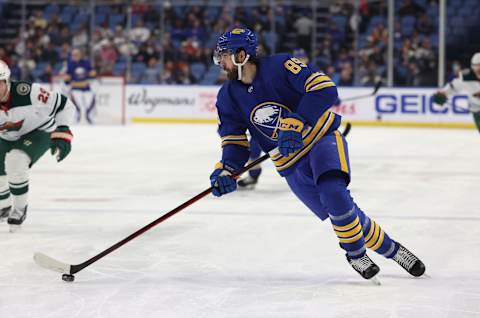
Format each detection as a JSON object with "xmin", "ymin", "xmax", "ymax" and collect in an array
[
  {"xmin": 0, "ymin": 60, "xmax": 75, "ymax": 231},
  {"xmin": 433, "ymin": 52, "xmax": 480, "ymax": 132}
]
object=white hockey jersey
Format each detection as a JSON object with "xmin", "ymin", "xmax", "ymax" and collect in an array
[
  {"xmin": 0, "ymin": 81, "xmax": 75, "ymax": 141},
  {"xmin": 443, "ymin": 69, "xmax": 480, "ymax": 112}
]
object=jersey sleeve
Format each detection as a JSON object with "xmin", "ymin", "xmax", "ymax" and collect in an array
[
  {"xmin": 281, "ymin": 55, "xmax": 338, "ymax": 125},
  {"xmin": 30, "ymin": 84, "xmax": 75, "ymax": 130},
  {"xmin": 443, "ymin": 72, "xmax": 465, "ymax": 95},
  {"xmin": 215, "ymin": 84, "xmax": 250, "ymax": 169}
]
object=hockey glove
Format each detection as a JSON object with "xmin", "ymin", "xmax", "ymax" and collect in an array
[
  {"xmin": 432, "ymin": 92, "xmax": 448, "ymax": 105},
  {"xmin": 50, "ymin": 126, "xmax": 73, "ymax": 162},
  {"xmin": 210, "ymin": 161, "xmax": 237, "ymax": 197},
  {"xmin": 277, "ymin": 113, "xmax": 306, "ymax": 157}
]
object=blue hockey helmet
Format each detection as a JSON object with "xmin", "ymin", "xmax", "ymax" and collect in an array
[{"xmin": 213, "ymin": 28, "xmax": 258, "ymax": 65}]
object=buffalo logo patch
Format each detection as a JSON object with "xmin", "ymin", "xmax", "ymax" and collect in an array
[{"xmin": 250, "ymin": 102, "xmax": 291, "ymax": 140}]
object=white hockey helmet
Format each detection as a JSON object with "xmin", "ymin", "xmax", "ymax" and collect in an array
[
  {"xmin": 0, "ymin": 60, "xmax": 11, "ymax": 82},
  {"xmin": 471, "ymin": 52, "xmax": 480, "ymax": 66},
  {"xmin": 0, "ymin": 60, "xmax": 11, "ymax": 99}
]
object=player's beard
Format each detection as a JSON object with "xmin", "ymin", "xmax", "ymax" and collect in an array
[{"xmin": 226, "ymin": 66, "xmax": 238, "ymax": 81}]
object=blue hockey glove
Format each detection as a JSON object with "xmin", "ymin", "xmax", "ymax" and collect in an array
[
  {"xmin": 50, "ymin": 126, "xmax": 73, "ymax": 162},
  {"xmin": 432, "ymin": 92, "xmax": 448, "ymax": 105},
  {"xmin": 210, "ymin": 161, "xmax": 238, "ymax": 197},
  {"xmin": 277, "ymin": 113, "xmax": 306, "ymax": 157}
]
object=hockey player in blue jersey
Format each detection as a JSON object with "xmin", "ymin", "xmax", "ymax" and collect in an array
[
  {"xmin": 209, "ymin": 28, "xmax": 426, "ymax": 280},
  {"xmin": 64, "ymin": 48, "xmax": 97, "ymax": 124},
  {"xmin": 237, "ymin": 48, "xmax": 316, "ymax": 190}
]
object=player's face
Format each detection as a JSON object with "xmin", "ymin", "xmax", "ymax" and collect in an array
[
  {"xmin": 217, "ymin": 53, "xmax": 238, "ymax": 80},
  {"xmin": 0, "ymin": 80, "xmax": 9, "ymax": 102},
  {"xmin": 473, "ymin": 64, "xmax": 480, "ymax": 78}
]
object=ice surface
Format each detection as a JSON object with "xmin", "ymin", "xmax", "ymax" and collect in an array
[{"xmin": 0, "ymin": 124, "xmax": 479, "ymax": 318}]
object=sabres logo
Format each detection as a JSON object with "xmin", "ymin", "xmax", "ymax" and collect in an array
[{"xmin": 250, "ymin": 102, "xmax": 292, "ymax": 140}]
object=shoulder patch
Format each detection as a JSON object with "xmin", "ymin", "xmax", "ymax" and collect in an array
[{"xmin": 16, "ymin": 83, "xmax": 31, "ymax": 96}]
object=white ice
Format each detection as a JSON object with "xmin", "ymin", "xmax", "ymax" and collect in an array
[{"xmin": 0, "ymin": 124, "xmax": 479, "ymax": 318}]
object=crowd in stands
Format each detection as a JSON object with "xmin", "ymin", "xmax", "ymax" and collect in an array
[{"xmin": 0, "ymin": 0, "xmax": 478, "ymax": 86}]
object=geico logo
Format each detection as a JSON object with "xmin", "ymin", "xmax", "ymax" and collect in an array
[{"xmin": 375, "ymin": 94, "xmax": 470, "ymax": 114}]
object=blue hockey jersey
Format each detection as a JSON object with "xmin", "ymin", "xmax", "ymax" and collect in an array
[
  {"xmin": 65, "ymin": 59, "xmax": 96, "ymax": 91},
  {"xmin": 215, "ymin": 53, "xmax": 341, "ymax": 177}
]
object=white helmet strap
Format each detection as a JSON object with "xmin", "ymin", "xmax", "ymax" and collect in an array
[{"xmin": 231, "ymin": 53, "xmax": 250, "ymax": 80}]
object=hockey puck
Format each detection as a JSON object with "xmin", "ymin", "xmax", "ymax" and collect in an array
[{"xmin": 62, "ymin": 274, "xmax": 75, "ymax": 282}]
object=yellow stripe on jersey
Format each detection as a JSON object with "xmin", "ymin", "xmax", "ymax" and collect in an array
[
  {"xmin": 71, "ymin": 80, "xmax": 90, "ymax": 88},
  {"xmin": 334, "ymin": 131, "xmax": 349, "ymax": 174},
  {"xmin": 270, "ymin": 111, "xmax": 335, "ymax": 171},
  {"xmin": 305, "ymin": 76, "xmax": 333, "ymax": 92},
  {"xmin": 304, "ymin": 72, "xmax": 326, "ymax": 88},
  {"xmin": 307, "ymin": 81, "xmax": 336, "ymax": 93},
  {"xmin": 221, "ymin": 134, "xmax": 249, "ymax": 148}
]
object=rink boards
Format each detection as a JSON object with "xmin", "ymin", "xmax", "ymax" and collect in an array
[{"xmin": 49, "ymin": 80, "xmax": 475, "ymax": 128}]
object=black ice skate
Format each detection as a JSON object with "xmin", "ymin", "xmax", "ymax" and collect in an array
[
  {"xmin": 7, "ymin": 206, "xmax": 27, "ymax": 232},
  {"xmin": 392, "ymin": 243, "xmax": 426, "ymax": 277},
  {"xmin": 0, "ymin": 206, "xmax": 11, "ymax": 222},
  {"xmin": 347, "ymin": 253, "xmax": 380, "ymax": 280},
  {"xmin": 237, "ymin": 175, "xmax": 259, "ymax": 189}
]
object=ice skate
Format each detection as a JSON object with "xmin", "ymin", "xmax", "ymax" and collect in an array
[
  {"xmin": 347, "ymin": 253, "xmax": 380, "ymax": 280},
  {"xmin": 7, "ymin": 206, "xmax": 27, "ymax": 232},
  {"xmin": 0, "ymin": 206, "xmax": 11, "ymax": 222},
  {"xmin": 392, "ymin": 243, "xmax": 426, "ymax": 277},
  {"xmin": 237, "ymin": 175, "xmax": 259, "ymax": 190}
]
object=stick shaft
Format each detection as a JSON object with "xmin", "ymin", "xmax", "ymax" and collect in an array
[{"xmin": 71, "ymin": 153, "xmax": 270, "ymax": 274}]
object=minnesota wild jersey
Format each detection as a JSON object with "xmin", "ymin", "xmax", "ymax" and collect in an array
[
  {"xmin": 444, "ymin": 68, "xmax": 480, "ymax": 112},
  {"xmin": 0, "ymin": 81, "xmax": 75, "ymax": 141}
]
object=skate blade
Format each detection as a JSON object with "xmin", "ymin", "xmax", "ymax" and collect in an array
[
  {"xmin": 9, "ymin": 224, "xmax": 22, "ymax": 233},
  {"xmin": 370, "ymin": 276, "xmax": 381, "ymax": 286}
]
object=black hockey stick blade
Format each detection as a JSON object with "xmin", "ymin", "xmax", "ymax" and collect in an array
[
  {"xmin": 33, "ymin": 153, "xmax": 271, "ymax": 276},
  {"xmin": 341, "ymin": 80, "xmax": 383, "ymax": 102}
]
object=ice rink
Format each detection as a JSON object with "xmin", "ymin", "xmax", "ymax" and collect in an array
[{"xmin": 0, "ymin": 124, "xmax": 479, "ymax": 318}]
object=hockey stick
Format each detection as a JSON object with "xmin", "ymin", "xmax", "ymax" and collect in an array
[
  {"xmin": 341, "ymin": 80, "xmax": 382, "ymax": 102},
  {"xmin": 34, "ymin": 153, "xmax": 271, "ymax": 278},
  {"xmin": 341, "ymin": 122, "xmax": 352, "ymax": 137}
]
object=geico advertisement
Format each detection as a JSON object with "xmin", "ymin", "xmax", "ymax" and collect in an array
[
  {"xmin": 335, "ymin": 87, "xmax": 471, "ymax": 123},
  {"xmin": 126, "ymin": 85, "xmax": 220, "ymax": 118}
]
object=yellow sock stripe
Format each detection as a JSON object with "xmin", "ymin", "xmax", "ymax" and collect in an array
[
  {"xmin": 370, "ymin": 229, "xmax": 385, "ymax": 251},
  {"xmin": 365, "ymin": 223, "xmax": 381, "ymax": 248},
  {"xmin": 335, "ymin": 222, "xmax": 362, "ymax": 238},
  {"xmin": 338, "ymin": 230, "xmax": 364, "ymax": 244},
  {"xmin": 306, "ymin": 81, "xmax": 336, "ymax": 93},
  {"xmin": 364, "ymin": 221, "xmax": 377, "ymax": 243},
  {"xmin": 334, "ymin": 131, "xmax": 349, "ymax": 173},
  {"xmin": 305, "ymin": 75, "xmax": 332, "ymax": 91},
  {"xmin": 221, "ymin": 140, "xmax": 250, "ymax": 148},
  {"xmin": 332, "ymin": 216, "xmax": 359, "ymax": 232}
]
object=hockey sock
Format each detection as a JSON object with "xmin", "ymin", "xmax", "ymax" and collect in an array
[
  {"xmin": 354, "ymin": 204, "xmax": 398, "ymax": 258},
  {"xmin": 5, "ymin": 150, "xmax": 30, "ymax": 211},
  {"xmin": 0, "ymin": 175, "xmax": 11, "ymax": 208},
  {"xmin": 318, "ymin": 172, "xmax": 366, "ymax": 259}
]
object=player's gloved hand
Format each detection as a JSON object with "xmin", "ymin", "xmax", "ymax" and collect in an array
[
  {"xmin": 50, "ymin": 126, "xmax": 73, "ymax": 162},
  {"xmin": 432, "ymin": 92, "xmax": 448, "ymax": 105},
  {"xmin": 277, "ymin": 113, "xmax": 306, "ymax": 156},
  {"xmin": 210, "ymin": 161, "xmax": 238, "ymax": 197}
]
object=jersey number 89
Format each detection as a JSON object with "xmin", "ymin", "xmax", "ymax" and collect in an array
[{"xmin": 284, "ymin": 58, "xmax": 307, "ymax": 74}]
